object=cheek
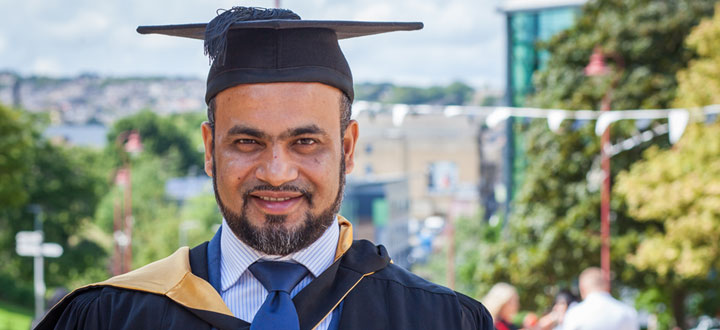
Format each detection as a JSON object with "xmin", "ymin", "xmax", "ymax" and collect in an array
[
  {"xmin": 300, "ymin": 151, "xmax": 340, "ymax": 189},
  {"xmin": 214, "ymin": 151, "xmax": 254, "ymax": 188}
]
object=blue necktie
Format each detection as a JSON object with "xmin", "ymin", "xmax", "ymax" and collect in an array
[{"xmin": 249, "ymin": 261, "xmax": 308, "ymax": 330}]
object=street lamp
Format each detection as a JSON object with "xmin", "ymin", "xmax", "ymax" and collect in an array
[
  {"xmin": 113, "ymin": 131, "xmax": 142, "ymax": 275},
  {"xmin": 585, "ymin": 47, "xmax": 618, "ymax": 290}
]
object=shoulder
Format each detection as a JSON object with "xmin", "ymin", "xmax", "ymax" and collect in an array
[
  {"xmin": 370, "ymin": 262, "xmax": 457, "ymax": 295},
  {"xmin": 562, "ymin": 301, "xmax": 585, "ymax": 330},
  {"xmin": 456, "ymin": 290, "xmax": 495, "ymax": 330},
  {"xmin": 367, "ymin": 262, "xmax": 492, "ymax": 329},
  {"xmin": 37, "ymin": 286, "xmax": 213, "ymax": 330},
  {"xmin": 35, "ymin": 286, "xmax": 171, "ymax": 329},
  {"xmin": 339, "ymin": 240, "xmax": 492, "ymax": 329}
]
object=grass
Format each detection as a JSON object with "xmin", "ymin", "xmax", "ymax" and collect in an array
[{"xmin": 0, "ymin": 300, "xmax": 33, "ymax": 330}]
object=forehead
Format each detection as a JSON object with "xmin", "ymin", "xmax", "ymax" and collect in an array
[{"xmin": 214, "ymin": 82, "xmax": 343, "ymax": 132}]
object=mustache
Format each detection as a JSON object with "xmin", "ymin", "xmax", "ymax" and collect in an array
[{"xmin": 242, "ymin": 184, "xmax": 313, "ymax": 204}]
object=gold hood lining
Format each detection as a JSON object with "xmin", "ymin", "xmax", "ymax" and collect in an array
[{"xmin": 65, "ymin": 216, "xmax": 355, "ymax": 317}]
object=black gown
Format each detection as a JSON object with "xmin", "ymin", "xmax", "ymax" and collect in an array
[{"xmin": 36, "ymin": 224, "xmax": 492, "ymax": 330}]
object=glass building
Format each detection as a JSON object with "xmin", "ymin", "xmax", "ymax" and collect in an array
[
  {"xmin": 502, "ymin": 0, "xmax": 586, "ymax": 106},
  {"xmin": 497, "ymin": 0, "xmax": 586, "ymax": 218}
]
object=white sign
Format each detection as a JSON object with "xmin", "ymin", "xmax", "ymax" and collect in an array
[
  {"xmin": 17, "ymin": 243, "xmax": 63, "ymax": 258},
  {"xmin": 15, "ymin": 231, "xmax": 64, "ymax": 258},
  {"xmin": 16, "ymin": 231, "xmax": 42, "ymax": 245}
]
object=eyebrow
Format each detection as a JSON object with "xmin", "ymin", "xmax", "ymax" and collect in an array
[
  {"xmin": 280, "ymin": 124, "xmax": 327, "ymax": 139},
  {"xmin": 225, "ymin": 124, "xmax": 328, "ymax": 140},
  {"xmin": 226, "ymin": 125, "xmax": 268, "ymax": 139}
]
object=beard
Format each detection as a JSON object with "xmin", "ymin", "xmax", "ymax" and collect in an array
[{"xmin": 212, "ymin": 155, "xmax": 346, "ymax": 256}]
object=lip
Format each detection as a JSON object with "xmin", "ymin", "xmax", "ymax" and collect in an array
[{"xmin": 249, "ymin": 191, "xmax": 304, "ymax": 215}]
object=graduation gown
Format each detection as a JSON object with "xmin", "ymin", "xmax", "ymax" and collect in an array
[{"xmin": 36, "ymin": 218, "xmax": 492, "ymax": 329}]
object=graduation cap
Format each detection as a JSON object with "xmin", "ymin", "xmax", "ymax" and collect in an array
[{"xmin": 137, "ymin": 7, "xmax": 423, "ymax": 104}]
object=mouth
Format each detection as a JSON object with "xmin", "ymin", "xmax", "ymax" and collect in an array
[{"xmin": 249, "ymin": 191, "xmax": 305, "ymax": 215}]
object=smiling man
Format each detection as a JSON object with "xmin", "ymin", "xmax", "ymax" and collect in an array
[
  {"xmin": 208, "ymin": 83, "xmax": 350, "ymax": 259},
  {"xmin": 37, "ymin": 7, "xmax": 491, "ymax": 330}
]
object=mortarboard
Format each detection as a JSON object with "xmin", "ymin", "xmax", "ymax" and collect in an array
[{"xmin": 137, "ymin": 7, "xmax": 423, "ymax": 104}]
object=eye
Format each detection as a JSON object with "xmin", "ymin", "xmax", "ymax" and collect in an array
[
  {"xmin": 295, "ymin": 138, "xmax": 316, "ymax": 145},
  {"xmin": 234, "ymin": 138, "xmax": 257, "ymax": 145}
]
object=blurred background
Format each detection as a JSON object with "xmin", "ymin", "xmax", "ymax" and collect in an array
[{"xmin": 1, "ymin": 0, "xmax": 720, "ymax": 329}]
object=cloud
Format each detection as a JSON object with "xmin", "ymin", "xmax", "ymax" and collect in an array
[
  {"xmin": 0, "ymin": 33, "xmax": 6, "ymax": 54},
  {"xmin": 32, "ymin": 58, "xmax": 63, "ymax": 76},
  {"xmin": 46, "ymin": 10, "xmax": 111, "ymax": 40},
  {"xmin": 0, "ymin": 0, "xmax": 506, "ymax": 88}
]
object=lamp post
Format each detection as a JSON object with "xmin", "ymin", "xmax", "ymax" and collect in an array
[
  {"xmin": 585, "ymin": 47, "xmax": 615, "ymax": 289},
  {"xmin": 113, "ymin": 131, "xmax": 142, "ymax": 275}
]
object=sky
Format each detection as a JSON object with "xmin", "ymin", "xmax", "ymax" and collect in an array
[{"xmin": 0, "ymin": 0, "xmax": 506, "ymax": 89}]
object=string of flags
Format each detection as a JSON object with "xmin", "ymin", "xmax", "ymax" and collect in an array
[{"xmin": 352, "ymin": 101, "xmax": 720, "ymax": 144}]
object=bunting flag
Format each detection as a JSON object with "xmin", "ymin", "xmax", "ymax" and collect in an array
[{"xmin": 352, "ymin": 101, "xmax": 720, "ymax": 144}]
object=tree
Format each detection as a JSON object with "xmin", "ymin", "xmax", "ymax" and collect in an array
[
  {"xmin": 617, "ymin": 122, "xmax": 720, "ymax": 324},
  {"xmin": 617, "ymin": 6, "xmax": 720, "ymax": 326},
  {"xmin": 674, "ymin": 3, "xmax": 720, "ymax": 109},
  {"xmin": 353, "ymin": 81, "xmax": 476, "ymax": 105},
  {"xmin": 0, "ymin": 105, "xmax": 110, "ymax": 306},
  {"xmin": 107, "ymin": 110, "xmax": 204, "ymax": 176},
  {"xmin": 450, "ymin": 1, "xmax": 716, "ymax": 328},
  {"xmin": 96, "ymin": 110, "xmax": 218, "ymax": 269},
  {"xmin": 0, "ymin": 104, "xmax": 33, "ymax": 208}
]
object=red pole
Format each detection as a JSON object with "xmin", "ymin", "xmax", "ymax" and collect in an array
[
  {"xmin": 113, "ymin": 197, "xmax": 121, "ymax": 276},
  {"xmin": 600, "ymin": 92, "xmax": 611, "ymax": 290},
  {"xmin": 275, "ymin": 0, "xmax": 280, "ymax": 8},
  {"xmin": 446, "ymin": 215, "xmax": 455, "ymax": 290},
  {"xmin": 124, "ymin": 163, "xmax": 133, "ymax": 273}
]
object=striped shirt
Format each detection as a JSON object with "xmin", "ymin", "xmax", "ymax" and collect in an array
[{"xmin": 220, "ymin": 217, "xmax": 339, "ymax": 330}]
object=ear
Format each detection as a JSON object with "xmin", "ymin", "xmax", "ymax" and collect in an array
[
  {"xmin": 201, "ymin": 122, "xmax": 214, "ymax": 177},
  {"xmin": 342, "ymin": 120, "xmax": 359, "ymax": 174}
]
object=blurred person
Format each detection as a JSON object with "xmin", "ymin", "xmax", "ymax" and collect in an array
[
  {"xmin": 524, "ymin": 312, "xmax": 539, "ymax": 329},
  {"xmin": 483, "ymin": 282, "xmax": 520, "ymax": 330},
  {"xmin": 534, "ymin": 289, "xmax": 579, "ymax": 330},
  {"xmin": 563, "ymin": 268, "xmax": 639, "ymax": 330},
  {"xmin": 35, "ymin": 6, "xmax": 492, "ymax": 330}
]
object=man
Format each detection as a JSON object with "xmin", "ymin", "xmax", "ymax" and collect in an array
[
  {"xmin": 563, "ymin": 268, "xmax": 639, "ymax": 330},
  {"xmin": 36, "ymin": 6, "xmax": 492, "ymax": 330}
]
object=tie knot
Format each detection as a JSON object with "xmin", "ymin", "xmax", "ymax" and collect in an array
[{"xmin": 249, "ymin": 261, "xmax": 308, "ymax": 293}]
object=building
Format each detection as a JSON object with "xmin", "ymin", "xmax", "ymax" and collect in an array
[
  {"xmin": 502, "ymin": 0, "xmax": 587, "ymax": 107},
  {"xmin": 340, "ymin": 177, "xmax": 412, "ymax": 268},
  {"xmin": 345, "ymin": 102, "xmax": 485, "ymax": 266},
  {"xmin": 498, "ymin": 0, "xmax": 587, "ymax": 217},
  {"xmin": 350, "ymin": 103, "xmax": 481, "ymax": 220}
]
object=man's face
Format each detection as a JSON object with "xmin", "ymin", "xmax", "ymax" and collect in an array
[{"xmin": 201, "ymin": 82, "xmax": 358, "ymax": 255}]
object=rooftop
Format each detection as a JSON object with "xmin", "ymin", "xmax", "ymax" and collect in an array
[{"xmin": 499, "ymin": 0, "xmax": 587, "ymax": 12}]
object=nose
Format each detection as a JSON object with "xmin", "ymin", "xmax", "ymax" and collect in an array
[{"xmin": 255, "ymin": 146, "xmax": 298, "ymax": 186}]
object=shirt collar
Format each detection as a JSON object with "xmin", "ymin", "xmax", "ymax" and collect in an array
[
  {"xmin": 220, "ymin": 216, "xmax": 340, "ymax": 291},
  {"xmin": 585, "ymin": 291, "xmax": 612, "ymax": 300}
]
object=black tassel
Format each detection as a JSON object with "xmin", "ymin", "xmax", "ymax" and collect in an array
[{"xmin": 204, "ymin": 6, "xmax": 301, "ymax": 65}]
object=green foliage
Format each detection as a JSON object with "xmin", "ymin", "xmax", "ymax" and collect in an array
[
  {"xmin": 0, "ymin": 105, "xmax": 110, "ymax": 307},
  {"xmin": 0, "ymin": 300, "xmax": 32, "ymax": 330},
  {"xmin": 179, "ymin": 194, "xmax": 222, "ymax": 248},
  {"xmin": 617, "ymin": 121, "xmax": 720, "ymax": 311},
  {"xmin": 616, "ymin": 5, "xmax": 720, "ymax": 325},
  {"xmin": 97, "ymin": 111, "xmax": 218, "ymax": 269},
  {"xmin": 1, "ymin": 104, "xmax": 217, "ymax": 309},
  {"xmin": 448, "ymin": 0, "xmax": 716, "ymax": 327},
  {"xmin": 354, "ymin": 81, "xmax": 476, "ymax": 105},
  {"xmin": 0, "ymin": 105, "xmax": 33, "ymax": 208},
  {"xmin": 108, "ymin": 110, "xmax": 204, "ymax": 176},
  {"xmin": 413, "ymin": 212, "xmax": 502, "ymax": 299},
  {"xmin": 533, "ymin": 0, "xmax": 715, "ymax": 111},
  {"xmin": 675, "ymin": 3, "xmax": 720, "ymax": 108}
]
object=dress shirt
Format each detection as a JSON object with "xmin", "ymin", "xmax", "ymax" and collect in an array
[
  {"xmin": 220, "ymin": 217, "xmax": 339, "ymax": 330},
  {"xmin": 563, "ymin": 292, "xmax": 639, "ymax": 330}
]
